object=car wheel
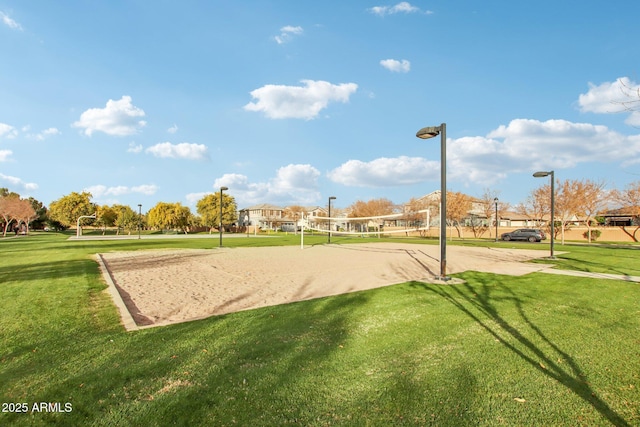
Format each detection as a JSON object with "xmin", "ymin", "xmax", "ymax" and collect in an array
[
  {"xmin": 503, "ymin": 235, "xmax": 511, "ymax": 241},
  {"xmin": 528, "ymin": 236, "xmax": 537, "ymax": 242}
]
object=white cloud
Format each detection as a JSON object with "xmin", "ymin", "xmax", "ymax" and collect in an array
[
  {"xmin": 145, "ymin": 142, "xmax": 209, "ymax": 160},
  {"xmin": 41, "ymin": 127, "xmax": 60, "ymax": 137},
  {"xmin": 212, "ymin": 164, "xmax": 321, "ymax": 206},
  {"xmin": 274, "ymin": 25, "xmax": 303, "ymax": 44},
  {"xmin": 369, "ymin": 2, "xmax": 424, "ymax": 16},
  {"xmin": 167, "ymin": 124, "xmax": 178, "ymax": 134},
  {"xmin": 0, "ymin": 173, "xmax": 38, "ymax": 191},
  {"xmin": 328, "ymin": 156, "xmax": 439, "ymax": 187},
  {"xmin": 0, "ymin": 11, "xmax": 22, "ymax": 30},
  {"xmin": 446, "ymin": 118, "xmax": 640, "ymax": 184},
  {"xmin": 27, "ymin": 127, "xmax": 61, "ymax": 141},
  {"xmin": 0, "ymin": 149, "xmax": 13, "ymax": 162},
  {"xmin": 84, "ymin": 184, "xmax": 158, "ymax": 198},
  {"xmin": 131, "ymin": 184, "xmax": 158, "ymax": 195},
  {"xmin": 627, "ymin": 111, "xmax": 640, "ymax": 127},
  {"xmin": 0, "ymin": 123, "xmax": 18, "ymax": 139},
  {"xmin": 244, "ymin": 79, "xmax": 358, "ymax": 120},
  {"xmin": 127, "ymin": 142, "xmax": 143, "ymax": 153},
  {"xmin": 326, "ymin": 119, "xmax": 640, "ymax": 188},
  {"xmin": 577, "ymin": 77, "xmax": 640, "ymax": 126},
  {"xmin": 380, "ymin": 59, "xmax": 411, "ymax": 73},
  {"xmin": 271, "ymin": 163, "xmax": 321, "ymax": 192},
  {"xmin": 185, "ymin": 192, "xmax": 212, "ymax": 205},
  {"xmin": 72, "ymin": 96, "xmax": 147, "ymax": 136}
]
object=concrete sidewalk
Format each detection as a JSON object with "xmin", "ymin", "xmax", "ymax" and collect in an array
[{"xmin": 541, "ymin": 269, "xmax": 640, "ymax": 283}]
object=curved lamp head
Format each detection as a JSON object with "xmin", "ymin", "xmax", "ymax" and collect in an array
[
  {"xmin": 220, "ymin": 186, "xmax": 229, "ymax": 191},
  {"xmin": 329, "ymin": 196, "xmax": 336, "ymax": 201},
  {"xmin": 533, "ymin": 171, "xmax": 551, "ymax": 178},
  {"xmin": 416, "ymin": 126, "xmax": 442, "ymax": 140}
]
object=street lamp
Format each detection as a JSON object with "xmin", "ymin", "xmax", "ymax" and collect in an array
[
  {"xmin": 219, "ymin": 186, "xmax": 228, "ymax": 248},
  {"xmin": 494, "ymin": 197, "xmax": 499, "ymax": 242},
  {"xmin": 138, "ymin": 204, "xmax": 142, "ymax": 240},
  {"xmin": 533, "ymin": 171, "xmax": 555, "ymax": 259},
  {"xmin": 328, "ymin": 196, "xmax": 336, "ymax": 244},
  {"xmin": 416, "ymin": 123, "xmax": 448, "ymax": 281}
]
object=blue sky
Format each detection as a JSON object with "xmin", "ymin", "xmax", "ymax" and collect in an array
[{"xmin": 2, "ymin": 1, "xmax": 640, "ymax": 212}]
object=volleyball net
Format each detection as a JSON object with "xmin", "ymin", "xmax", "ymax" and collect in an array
[{"xmin": 302, "ymin": 209, "xmax": 431, "ymax": 236}]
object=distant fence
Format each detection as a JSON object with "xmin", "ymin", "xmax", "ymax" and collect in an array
[{"xmin": 381, "ymin": 226, "xmax": 638, "ymax": 242}]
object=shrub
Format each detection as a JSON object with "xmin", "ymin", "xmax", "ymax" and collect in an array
[{"xmin": 583, "ymin": 229, "xmax": 602, "ymax": 241}]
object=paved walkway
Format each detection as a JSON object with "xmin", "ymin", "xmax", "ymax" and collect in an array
[
  {"xmin": 541, "ymin": 269, "xmax": 640, "ymax": 283},
  {"xmin": 69, "ymin": 233, "xmax": 275, "ymax": 240}
]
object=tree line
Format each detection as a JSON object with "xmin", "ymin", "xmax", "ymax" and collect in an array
[
  {"xmin": 2, "ymin": 179, "xmax": 639, "ymax": 240},
  {"xmin": 317, "ymin": 179, "xmax": 640, "ymax": 242},
  {"xmin": 44, "ymin": 192, "xmax": 239, "ymax": 235},
  {"xmin": 0, "ymin": 189, "xmax": 239, "ymax": 236}
]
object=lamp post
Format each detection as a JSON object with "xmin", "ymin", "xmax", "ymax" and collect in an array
[
  {"xmin": 533, "ymin": 171, "xmax": 555, "ymax": 259},
  {"xmin": 494, "ymin": 197, "xmax": 499, "ymax": 242},
  {"xmin": 328, "ymin": 196, "xmax": 336, "ymax": 243},
  {"xmin": 416, "ymin": 123, "xmax": 448, "ymax": 281},
  {"xmin": 219, "ymin": 186, "xmax": 228, "ymax": 248},
  {"xmin": 138, "ymin": 204, "xmax": 142, "ymax": 240}
]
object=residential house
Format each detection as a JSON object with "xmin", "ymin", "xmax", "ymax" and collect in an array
[{"xmin": 238, "ymin": 204, "xmax": 285, "ymax": 230}]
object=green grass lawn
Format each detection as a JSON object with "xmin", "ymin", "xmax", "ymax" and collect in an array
[{"xmin": 1, "ymin": 232, "xmax": 638, "ymax": 426}]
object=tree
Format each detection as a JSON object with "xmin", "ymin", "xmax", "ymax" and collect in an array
[
  {"xmin": 283, "ymin": 205, "xmax": 306, "ymax": 234},
  {"xmin": 517, "ymin": 185, "xmax": 551, "ymax": 229},
  {"xmin": 26, "ymin": 197, "xmax": 47, "ymax": 230},
  {"xmin": 0, "ymin": 188, "xmax": 20, "ymax": 198},
  {"xmin": 147, "ymin": 202, "xmax": 193, "ymax": 233},
  {"xmin": 147, "ymin": 202, "xmax": 176, "ymax": 231},
  {"xmin": 348, "ymin": 198, "xmax": 395, "ymax": 232},
  {"xmin": 196, "ymin": 193, "xmax": 238, "ymax": 233},
  {"xmin": 446, "ymin": 191, "xmax": 472, "ymax": 238},
  {"xmin": 612, "ymin": 181, "xmax": 640, "ymax": 241},
  {"xmin": 0, "ymin": 192, "xmax": 38, "ymax": 236},
  {"xmin": 14, "ymin": 199, "xmax": 37, "ymax": 235},
  {"xmin": 478, "ymin": 189, "xmax": 510, "ymax": 239},
  {"xmin": 49, "ymin": 191, "xmax": 95, "ymax": 228},
  {"xmin": 554, "ymin": 180, "xmax": 583, "ymax": 245},
  {"xmin": 404, "ymin": 197, "xmax": 434, "ymax": 229},
  {"xmin": 0, "ymin": 194, "xmax": 20, "ymax": 236},
  {"xmin": 95, "ymin": 205, "xmax": 118, "ymax": 234},
  {"xmin": 576, "ymin": 179, "xmax": 608, "ymax": 243},
  {"xmin": 174, "ymin": 204, "xmax": 193, "ymax": 234},
  {"xmin": 112, "ymin": 204, "xmax": 138, "ymax": 235},
  {"xmin": 349, "ymin": 198, "xmax": 395, "ymax": 218}
]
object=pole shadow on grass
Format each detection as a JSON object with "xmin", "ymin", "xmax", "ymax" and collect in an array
[{"xmin": 410, "ymin": 274, "xmax": 630, "ymax": 426}]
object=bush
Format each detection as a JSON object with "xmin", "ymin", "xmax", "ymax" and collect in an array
[{"xmin": 583, "ymin": 229, "xmax": 602, "ymax": 241}]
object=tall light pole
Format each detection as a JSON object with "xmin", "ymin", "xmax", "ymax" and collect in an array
[
  {"xmin": 416, "ymin": 123, "xmax": 448, "ymax": 281},
  {"xmin": 328, "ymin": 196, "xmax": 336, "ymax": 244},
  {"xmin": 533, "ymin": 171, "xmax": 555, "ymax": 259},
  {"xmin": 138, "ymin": 204, "xmax": 142, "ymax": 240},
  {"xmin": 494, "ymin": 197, "xmax": 499, "ymax": 242},
  {"xmin": 219, "ymin": 186, "xmax": 228, "ymax": 248}
]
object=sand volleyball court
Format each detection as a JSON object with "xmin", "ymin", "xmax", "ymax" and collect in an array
[{"xmin": 97, "ymin": 242, "xmax": 555, "ymax": 330}]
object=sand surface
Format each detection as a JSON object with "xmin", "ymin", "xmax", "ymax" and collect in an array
[{"xmin": 98, "ymin": 242, "xmax": 555, "ymax": 329}]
